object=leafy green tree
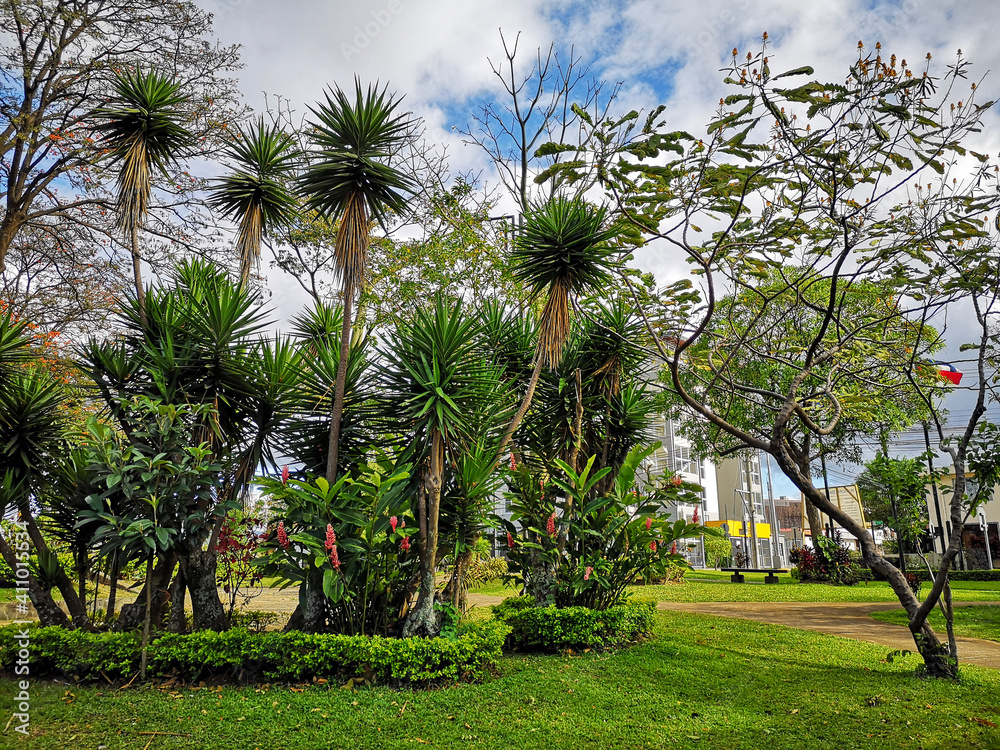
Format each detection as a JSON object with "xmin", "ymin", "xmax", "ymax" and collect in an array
[
  {"xmin": 92, "ymin": 69, "xmax": 192, "ymax": 316},
  {"xmin": 857, "ymin": 454, "xmax": 929, "ymax": 552},
  {"xmin": 299, "ymin": 80, "xmax": 417, "ymax": 484},
  {"xmin": 538, "ymin": 39, "xmax": 996, "ymax": 677}
]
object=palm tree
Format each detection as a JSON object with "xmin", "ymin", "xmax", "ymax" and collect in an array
[
  {"xmin": 496, "ymin": 196, "xmax": 618, "ymax": 455},
  {"xmin": 299, "ymin": 79, "xmax": 417, "ymax": 483},
  {"xmin": 208, "ymin": 118, "xmax": 300, "ymax": 284},
  {"xmin": 93, "ymin": 69, "xmax": 192, "ymax": 317}
]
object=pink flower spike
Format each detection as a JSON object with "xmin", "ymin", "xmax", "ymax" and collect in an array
[
  {"xmin": 670, "ymin": 541, "xmax": 677, "ymax": 555},
  {"xmin": 584, "ymin": 566, "xmax": 593, "ymax": 581},
  {"xmin": 645, "ymin": 517, "xmax": 653, "ymax": 531},
  {"xmin": 390, "ymin": 516, "xmax": 398, "ymax": 533},
  {"xmin": 281, "ymin": 465, "xmax": 289, "ymax": 485},
  {"xmin": 277, "ymin": 521, "xmax": 289, "ymax": 551},
  {"xmin": 507, "ymin": 531, "xmax": 515, "ymax": 549},
  {"xmin": 649, "ymin": 541, "xmax": 657, "ymax": 552},
  {"xmin": 325, "ymin": 524, "xmax": 336, "ymax": 551},
  {"xmin": 692, "ymin": 507, "xmax": 700, "ymax": 524},
  {"xmin": 400, "ymin": 519, "xmax": 405, "ymax": 529},
  {"xmin": 401, "ymin": 536, "xmax": 410, "ymax": 552},
  {"xmin": 547, "ymin": 512, "xmax": 556, "ymax": 537},
  {"xmin": 329, "ymin": 545, "xmax": 340, "ymax": 570},
  {"xmin": 509, "ymin": 452, "xmax": 517, "ymax": 470}
]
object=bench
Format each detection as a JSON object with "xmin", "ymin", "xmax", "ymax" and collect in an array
[{"xmin": 721, "ymin": 567, "xmax": 789, "ymax": 584}]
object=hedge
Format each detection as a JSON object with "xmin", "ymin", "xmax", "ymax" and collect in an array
[
  {"xmin": 907, "ymin": 568, "xmax": 1000, "ymax": 582},
  {"xmin": 493, "ymin": 596, "xmax": 656, "ymax": 652},
  {"xmin": 0, "ymin": 619, "xmax": 509, "ymax": 685}
]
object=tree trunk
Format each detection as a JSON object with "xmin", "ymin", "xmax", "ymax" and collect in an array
[
  {"xmin": 180, "ymin": 549, "xmax": 229, "ymax": 631},
  {"xmin": 116, "ymin": 552, "xmax": 176, "ymax": 632},
  {"xmin": 497, "ymin": 356, "xmax": 544, "ymax": 458},
  {"xmin": 325, "ymin": 283, "xmax": 354, "ymax": 483},
  {"xmin": 0, "ymin": 532, "xmax": 71, "ymax": 628},
  {"xmin": 131, "ymin": 221, "xmax": 146, "ymax": 322},
  {"xmin": 106, "ymin": 552, "xmax": 121, "ymax": 622},
  {"xmin": 404, "ymin": 433, "xmax": 444, "ymax": 638},
  {"xmin": 774, "ymin": 443, "xmax": 956, "ymax": 677},
  {"xmin": 167, "ymin": 568, "xmax": 187, "ymax": 633},
  {"xmin": 297, "ymin": 571, "xmax": 327, "ymax": 634},
  {"xmin": 21, "ymin": 511, "xmax": 91, "ymax": 629},
  {"xmin": 140, "ymin": 556, "xmax": 153, "ymax": 680},
  {"xmin": 442, "ymin": 546, "xmax": 474, "ymax": 613}
]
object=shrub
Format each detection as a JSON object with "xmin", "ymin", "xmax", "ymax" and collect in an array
[
  {"xmin": 466, "ymin": 556, "xmax": 508, "ymax": 589},
  {"xmin": 901, "ymin": 569, "xmax": 1000, "ymax": 582},
  {"xmin": 493, "ymin": 597, "xmax": 655, "ymax": 652},
  {"xmin": 0, "ymin": 620, "xmax": 509, "ymax": 685},
  {"xmin": 790, "ymin": 531, "xmax": 859, "ymax": 585},
  {"xmin": 229, "ymin": 610, "xmax": 280, "ymax": 633}
]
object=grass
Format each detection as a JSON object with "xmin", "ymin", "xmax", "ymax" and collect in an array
[
  {"xmin": 872, "ymin": 605, "xmax": 1000, "ymax": 643},
  {"xmin": 634, "ymin": 579, "xmax": 1000, "ymax": 604},
  {"xmin": 2, "ymin": 611, "xmax": 998, "ymax": 749}
]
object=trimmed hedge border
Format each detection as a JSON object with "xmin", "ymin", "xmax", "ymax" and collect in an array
[
  {"xmin": 0, "ymin": 619, "xmax": 509, "ymax": 685},
  {"xmin": 907, "ymin": 569, "xmax": 1000, "ymax": 582},
  {"xmin": 493, "ymin": 596, "xmax": 656, "ymax": 652}
]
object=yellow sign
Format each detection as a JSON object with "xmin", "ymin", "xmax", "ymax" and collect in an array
[{"xmin": 706, "ymin": 520, "xmax": 772, "ymax": 539}]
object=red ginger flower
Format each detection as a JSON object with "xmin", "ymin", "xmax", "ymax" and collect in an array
[
  {"xmin": 547, "ymin": 512, "xmax": 556, "ymax": 536},
  {"xmin": 670, "ymin": 475, "xmax": 683, "ymax": 487},
  {"xmin": 670, "ymin": 541, "xmax": 677, "ymax": 554},
  {"xmin": 390, "ymin": 516, "xmax": 398, "ymax": 533},
  {"xmin": 329, "ymin": 545, "xmax": 341, "ymax": 570},
  {"xmin": 507, "ymin": 531, "xmax": 514, "ymax": 549},
  {"xmin": 281, "ymin": 464, "xmax": 290, "ymax": 485},
  {"xmin": 401, "ymin": 536, "xmax": 410, "ymax": 552},
  {"xmin": 692, "ymin": 507, "xmax": 700, "ymax": 524},
  {"xmin": 509, "ymin": 452, "xmax": 517, "ymax": 470},
  {"xmin": 645, "ymin": 517, "xmax": 653, "ymax": 531},
  {"xmin": 277, "ymin": 521, "xmax": 289, "ymax": 550},
  {"xmin": 650, "ymin": 541, "xmax": 658, "ymax": 552},
  {"xmin": 584, "ymin": 566, "xmax": 593, "ymax": 581},
  {"xmin": 325, "ymin": 524, "xmax": 336, "ymax": 551}
]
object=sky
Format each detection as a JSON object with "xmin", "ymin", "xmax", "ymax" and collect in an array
[{"xmin": 195, "ymin": 0, "xmax": 1000, "ymax": 496}]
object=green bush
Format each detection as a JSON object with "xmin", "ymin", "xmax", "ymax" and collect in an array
[
  {"xmin": 905, "ymin": 569, "xmax": 1000, "ymax": 582},
  {"xmin": 229, "ymin": 610, "xmax": 280, "ymax": 633},
  {"xmin": 0, "ymin": 551, "xmax": 76, "ymax": 587},
  {"xmin": 0, "ymin": 620, "xmax": 509, "ymax": 685},
  {"xmin": 493, "ymin": 597, "xmax": 655, "ymax": 652}
]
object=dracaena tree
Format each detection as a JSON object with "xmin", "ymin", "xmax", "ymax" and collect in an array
[
  {"xmin": 209, "ymin": 118, "xmax": 300, "ymax": 285},
  {"xmin": 92, "ymin": 69, "xmax": 193, "ymax": 317},
  {"xmin": 497, "ymin": 196, "xmax": 618, "ymax": 456},
  {"xmin": 379, "ymin": 296, "xmax": 510, "ymax": 637},
  {"xmin": 299, "ymin": 80, "xmax": 418, "ymax": 484}
]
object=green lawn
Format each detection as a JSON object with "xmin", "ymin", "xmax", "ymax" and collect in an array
[
  {"xmin": 1, "ymin": 611, "xmax": 997, "ymax": 749},
  {"xmin": 872, "ymin": 605, "xmax": 1000, "ymax": 643},
  {"xmin": 633, "ymin": 579, "xmax": 1000, "ymax": 604}
]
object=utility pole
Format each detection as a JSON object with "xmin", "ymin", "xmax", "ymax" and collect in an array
[
  {"xmin": 922, "ymin": 421, "xmax": 947, "ymax": 556},
  {"xmin": 764, "ymin": 451, "xmax": 780, "ymax": 566}
]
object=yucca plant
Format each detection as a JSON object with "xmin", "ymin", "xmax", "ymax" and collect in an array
[
  {"xmin": 93, "ymin": 69, "xmax": 192, "ymax": 316},
  {"xmin": 497, "ymin": 196, "xmax": 618, "ymax": 455},
  {"xmin": 209, "ymin": 118, "xmax": 300, "ymax": 284},
  {"xmin": 299, "ymin": 79, "xmax": 417, "ymax": 483},
  {"xmin": 379, "ymin": 296, "xmax": 507, "ymax": 636}
]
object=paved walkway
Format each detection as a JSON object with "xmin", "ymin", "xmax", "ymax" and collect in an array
[{"xmin": 467, "ymin": 593, "xmax": 1000, "ymax": 670}]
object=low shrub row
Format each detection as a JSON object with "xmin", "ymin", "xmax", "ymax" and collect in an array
[
  {"xmin": 493, "ymin": 596, "xmax": 656, "ymax": 652},
  {"xmin": 0, "ymin": 619, "xmax": 509, "ymax": 684},
  {"xmin": 905, "ymin": 568, "xmax": 1000, "ymax": 582}
]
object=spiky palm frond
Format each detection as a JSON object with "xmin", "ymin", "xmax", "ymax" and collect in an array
[
  {"xmin": 512, "ymin": 197, "xmax": 618, "ymax": 367},
  {"xmin": 93, "ymin": 69, "xmax": 192, "ymax": 235},
  {"xmin": 209, "ymin": 119, "xmax": 300, "ymax": 282},
  {"xmin": 0, "ymin": 368, "xmax": 68, "ymax": 487},
  {"xmin": 300, "ymin": 79, "xmax": 417, "ymax": 296}
]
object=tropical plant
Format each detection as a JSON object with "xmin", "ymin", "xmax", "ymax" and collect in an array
[
  {"xmin": 255, "ymin": 463, "xmax": 417, "ymax": 636},
  {"xmin": 209, "ymin": 118, "xmax": 300, "ymax": 284},
  {"xmin": 92, "ymin": 69, "xmax": 192, "ymax": 315},
  {"xmin": 500, "ymin": 444, "xmax": 708, "ymax": 609},
  {"xmin": 299, "ymin": 79, "xmax": 418, "ymax": 483}
]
